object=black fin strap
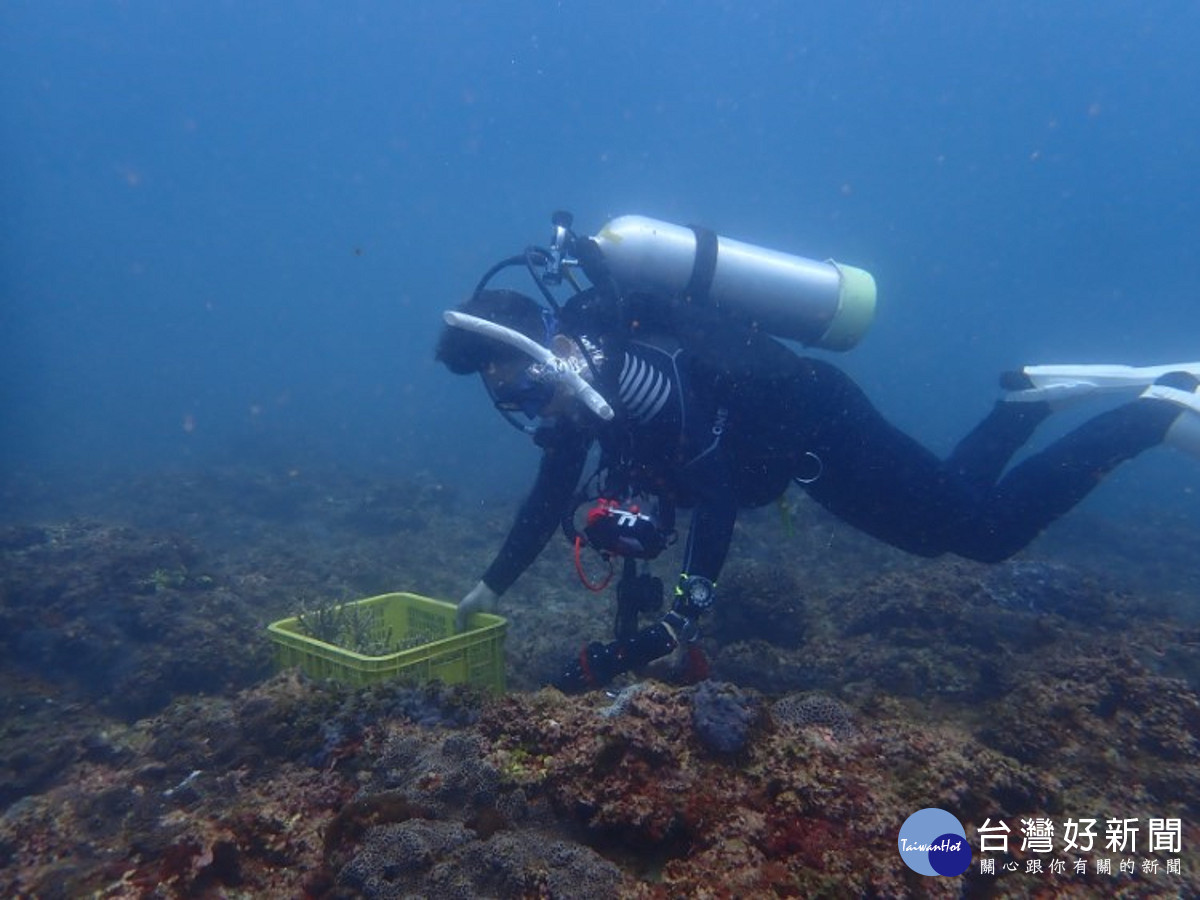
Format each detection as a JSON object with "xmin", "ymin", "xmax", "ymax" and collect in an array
[{"xmin": 684, "ymin": 225, "xmax": 719, "ymax": 304}]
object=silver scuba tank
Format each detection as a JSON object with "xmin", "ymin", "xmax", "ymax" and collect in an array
[{"xmin": 590, "ymin": 215, "xmax": 876, "ymax": 350}]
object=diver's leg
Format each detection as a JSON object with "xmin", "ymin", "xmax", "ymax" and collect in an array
[
  {"xmin": 949, "ymin": 391, "xmax": 1186, "ymax": 561},
  {"xmin": 946, "ymin": 396, "xmax": 1053, "ymax": 489},
  {"xmin": 794, "ymin": 363, "xmax": 1190, "ymax": 564}
]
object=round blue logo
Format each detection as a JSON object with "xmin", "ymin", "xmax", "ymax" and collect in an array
[{"xmin": 898, "ymin": 808, "xmax": 972, "ymax": 876}]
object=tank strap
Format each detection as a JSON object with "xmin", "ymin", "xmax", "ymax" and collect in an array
[{"xmin": 684, "ymin": 225, "xmax": 719, "ymax": 302}]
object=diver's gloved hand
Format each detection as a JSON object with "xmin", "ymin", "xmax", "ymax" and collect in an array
[
  {"xmin": 456, "ymin": 581, "xmax": 499, "ymax": 633},
  {"xmin": 554, "ymin": 620, "xmax": 680, "ymax": 694}
]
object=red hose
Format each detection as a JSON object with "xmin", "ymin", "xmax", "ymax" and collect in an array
[{"xmin": 574, "ymin": 536, "xmax": 613, "ymax": 592}]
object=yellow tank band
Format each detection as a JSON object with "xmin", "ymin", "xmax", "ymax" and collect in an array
[{"xmin": 820, "ymin": 262, "xmax": 877, "ymax": 351}]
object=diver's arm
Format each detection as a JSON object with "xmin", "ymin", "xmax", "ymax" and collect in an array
[
  {"xmin": 678, "ymin": 477, "xmax": 737, "ymax": 585},
  {"xmin": 459, "ymin": 428, "xmax": 588, "ymax": 632},
  {"xmin": 481, "ymin": 426, "xmax": 590, "ymax": 596},
  {"xmin": 553, "ymin": 442, "xmax": 735, "ymax": 691},
  {"xmin": 675, "ymin": 404, "xmax": 739, "ymax": 585}
]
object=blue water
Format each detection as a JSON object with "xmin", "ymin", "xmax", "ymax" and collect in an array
[{"xmin": 4, "ymin": 0, "xmax": 1199, "ymax": 518}]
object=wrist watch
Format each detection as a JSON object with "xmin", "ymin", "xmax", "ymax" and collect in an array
[{"xmin": 680, "ymin": 575, "xmax": 715, "ymax": 611}]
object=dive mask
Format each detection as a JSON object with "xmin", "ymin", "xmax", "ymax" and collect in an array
[{"xmin": 487, "ymin": 368, "xmax": 557, "ymax": 419}]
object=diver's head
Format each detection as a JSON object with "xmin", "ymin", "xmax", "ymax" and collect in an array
[
  {"xmin": 436, "ymin": 289, "xmax": 573, "ymax": 421},
  {"xmin": 435, "ymin": 289, "xmax": 551, "ymax": 375}
]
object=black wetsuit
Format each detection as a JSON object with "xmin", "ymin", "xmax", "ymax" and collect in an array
[
  {"xmin": 472, "ymin": 298, "xmax": 1182, "ymax": 691},
  {"xmin": 482, "ymin": 310, "xmax": 1180, "ymax": 599}
]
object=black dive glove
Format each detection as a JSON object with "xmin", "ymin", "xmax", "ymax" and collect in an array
[{"xmin": 554, "ymin": 620, "xmax": 680, "ymax": 694}]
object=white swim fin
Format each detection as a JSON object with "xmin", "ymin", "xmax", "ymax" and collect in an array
[
  {"xmin": 1141, "ymin": 379, "xmax": 1200, "ymax": 460},
  {"xmin": 1003, "ymin": 362, "xmax": 1200, "ymax": 409}
]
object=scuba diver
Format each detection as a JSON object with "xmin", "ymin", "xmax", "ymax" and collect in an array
[{"xmin": 435, "ymin": 212, "xmax": 1200, "ymax": 693}]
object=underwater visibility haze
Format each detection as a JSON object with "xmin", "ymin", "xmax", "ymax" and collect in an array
[{"xmin": 3, "ymin": 2, "xmax": 1200, "ymax": 896}]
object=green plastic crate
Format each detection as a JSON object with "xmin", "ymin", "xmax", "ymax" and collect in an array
[{"xmin": 267, "ymin": 592, "xmax": 506, "ymax": 693}]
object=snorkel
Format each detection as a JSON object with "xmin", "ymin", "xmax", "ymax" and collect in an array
[{"xmin": 442, "ymin": 311, "xmax": 615, "ymax": 424}]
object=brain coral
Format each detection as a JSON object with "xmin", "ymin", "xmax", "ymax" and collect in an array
[{"xmin": 770, "ymin": 692, "xmax": 858, "ymax": 740}]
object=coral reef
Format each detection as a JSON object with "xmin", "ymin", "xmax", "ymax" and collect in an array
[
  {"xmin": 690, "ymin": 680, "xmax": 760, "ymax": 754},
  {"xmin": 0, "ymin": 520, "xmax": 269, "ymax": 720},
  {"xmin": 3, "ymin": 466, "xmax": 1200, "ymax": 897},
  {"xmin": 771, "ymin": 691, "xmax": 859, "ymax": 741}
]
